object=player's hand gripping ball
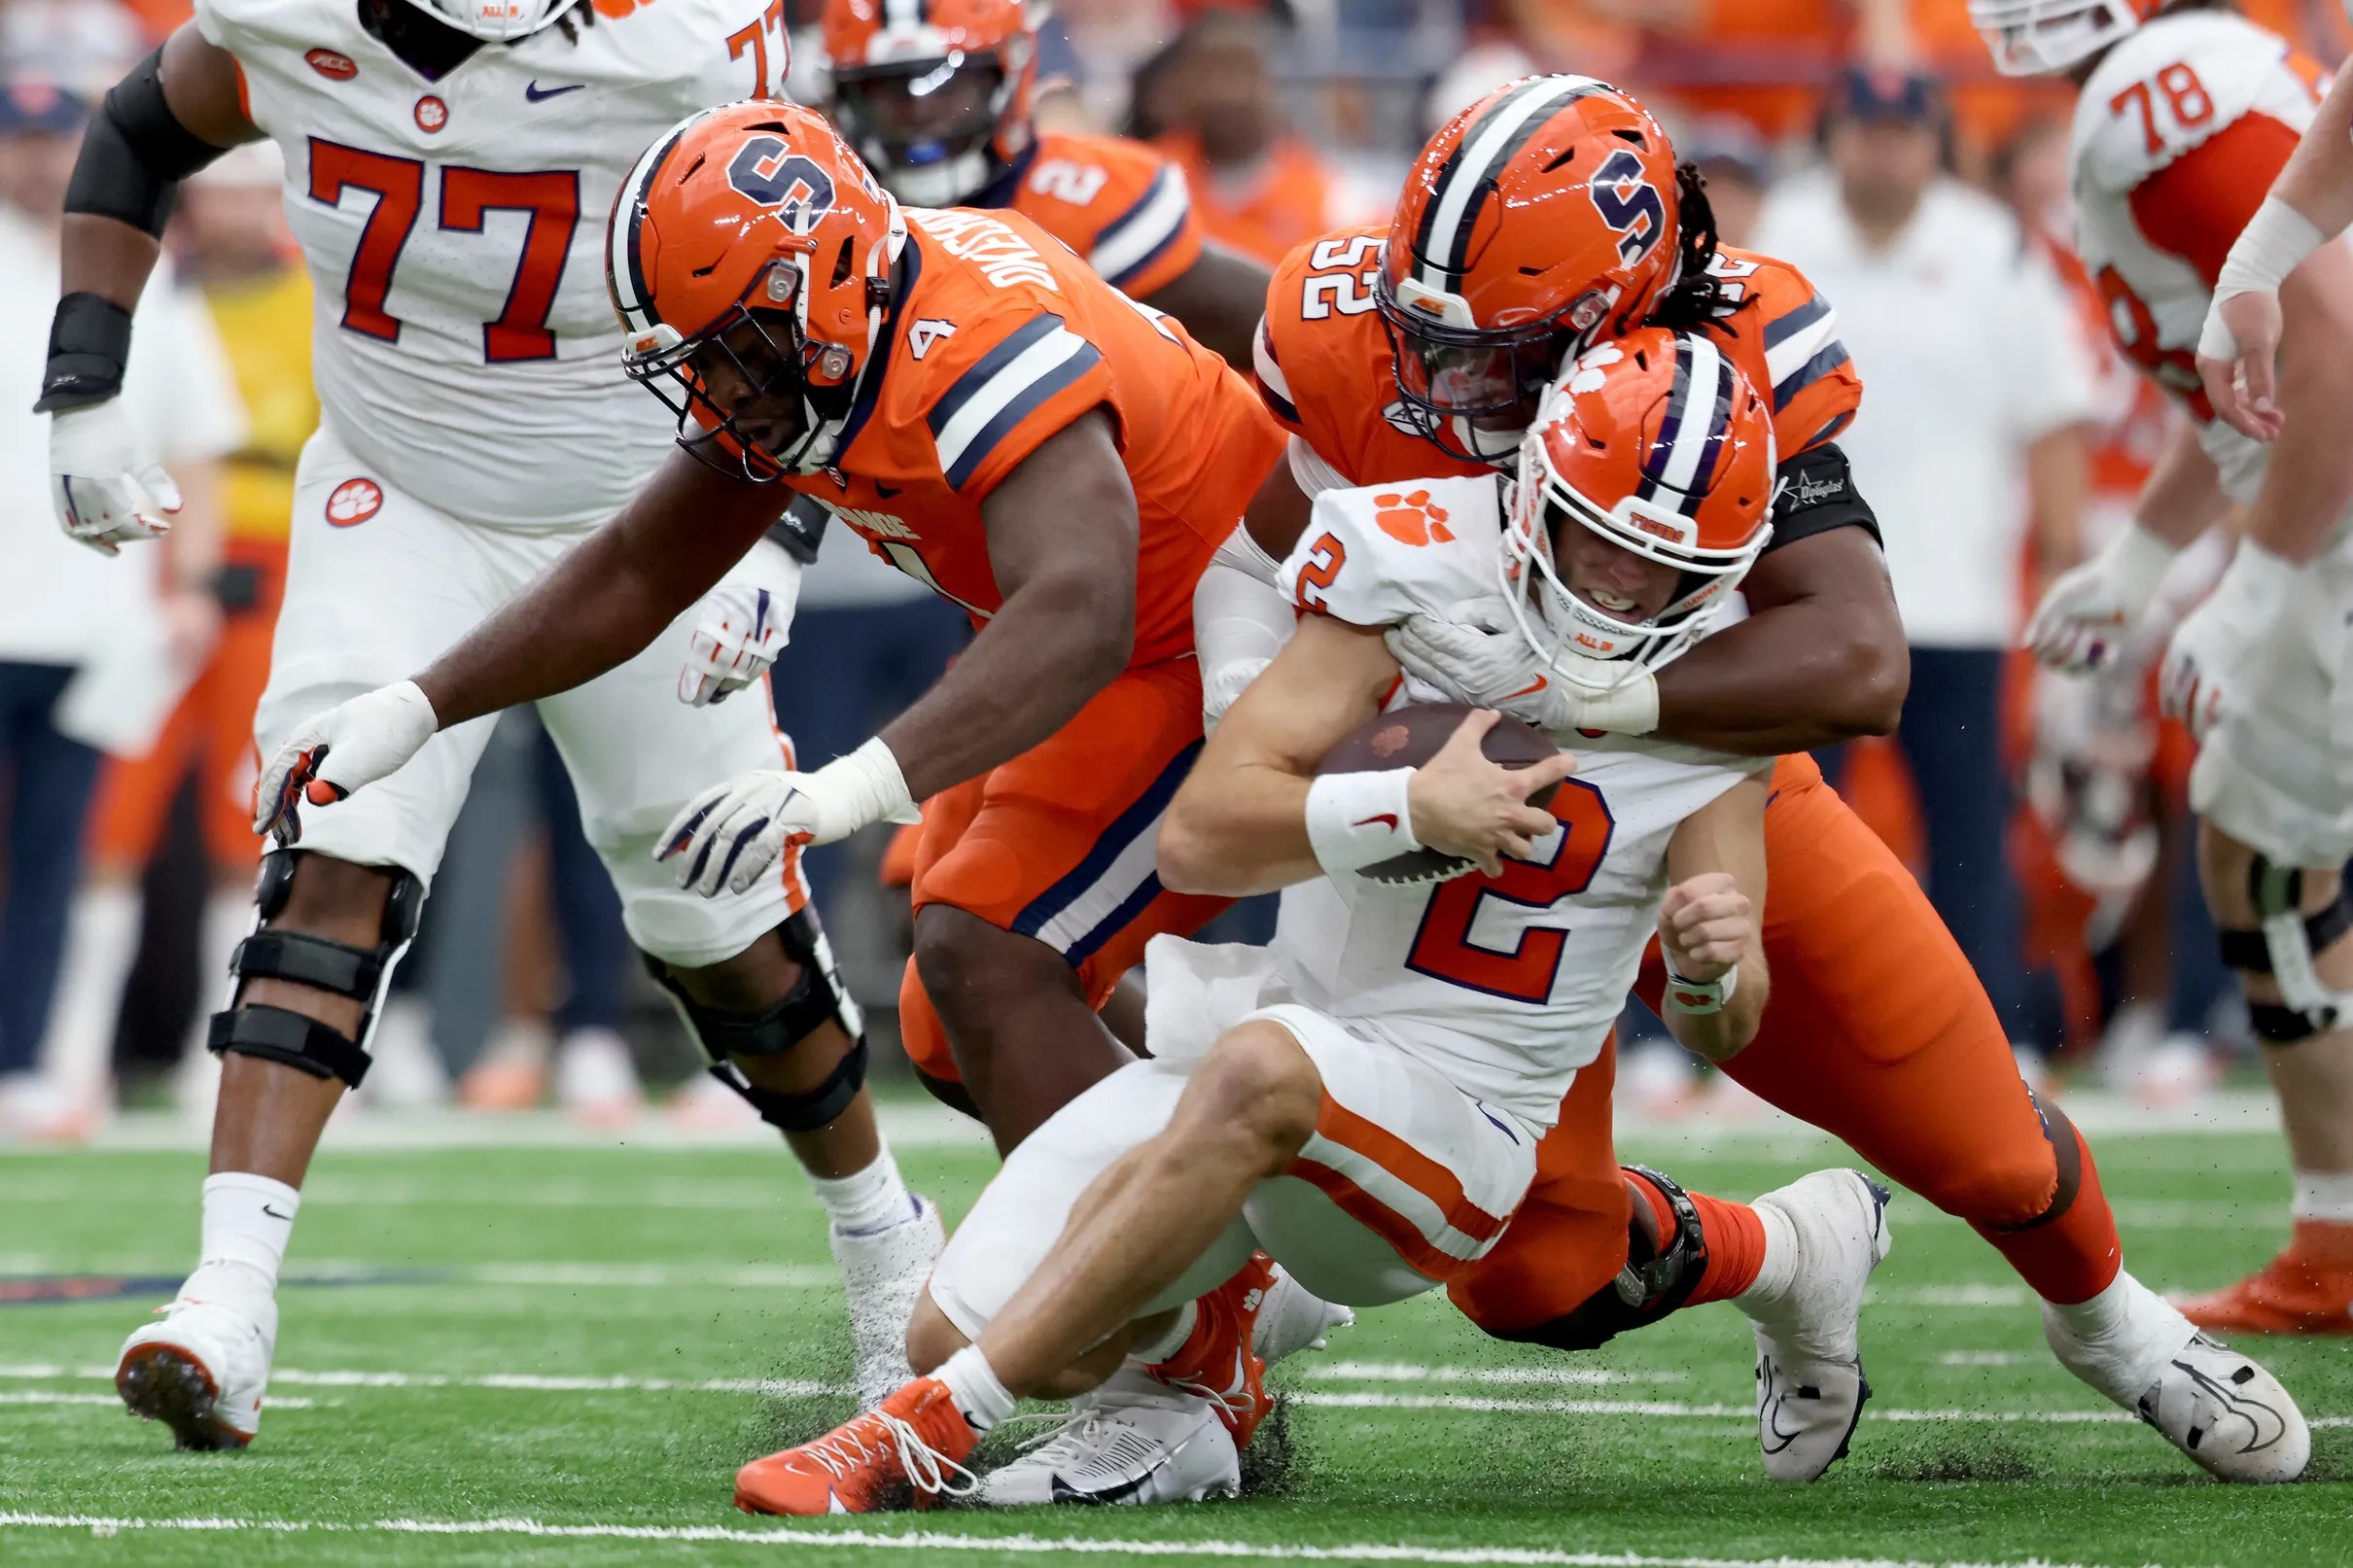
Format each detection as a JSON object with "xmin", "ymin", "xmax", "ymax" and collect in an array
[{"xmin": 1317, "ymin": 704, "xmax": 1570, "ymax": 883}]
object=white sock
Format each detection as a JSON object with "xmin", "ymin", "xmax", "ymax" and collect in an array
[
  {"xmin": 40, "ymin": 884, "xmax": 142, "ymax": 1097},
  {"xmin": 2293, "ymin": 1170, "xmax": 2353, "ymax": 1224},
  {"xmin": 1130, "ymin": 1301, "xmax": 1197, "ymax": 1365},
  {"xmin": 1736, "ymin": 1201, "xmax": 1799, "ymax": 1312},
  {"xmin": 933, "ymin": 1343, "xmax": 1017, "ymax": 1434},
  {"xmin": 812, "ymin": 1146, "xmax": 916, "ymax": 1237},
  {"xmin": 198, "ymin": 1171, "xmax": 300, "ymax": 1292},
  {"xmin": 2041, "ymin": 1271, "xmax": 2187, "ymax": 1405},
  {"xmin": 2043, "ymin": 1271, "xmax": 2135, "ymax": 1343}
]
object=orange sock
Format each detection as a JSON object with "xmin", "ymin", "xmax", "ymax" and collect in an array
[{"xmin": 1626, "ymin": 1173, "xmax": 1766, "ymax": 1307}]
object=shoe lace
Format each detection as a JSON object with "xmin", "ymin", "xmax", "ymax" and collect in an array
[
  {"xmin": 795, "ymin": 1411, "xmax": 978, "ymax": 1500},
  {"xmin": 1004, "ymin": 1405, "xmax": 1112, "ymax": 1463},
  {"xmin": 1153, "ymin": 1355, "xmax": 1260, "ymax": 1428}
]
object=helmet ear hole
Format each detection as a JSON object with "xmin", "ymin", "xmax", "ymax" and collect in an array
[{"xmin": 830, "ymin": 235, "xmax": 856, "ymax": 288}]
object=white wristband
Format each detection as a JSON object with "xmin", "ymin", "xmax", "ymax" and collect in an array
[
  {"xmin": 2217, "ymin": 197, "xmax": 2325, "ymax": 298},
  {"xmin": 1304, "ymin": 769, "xmax": 1420, "ymax": 876},
  {"xmin": 807, "ymin": 736, "xmax": 925, "ymax": 839},
  {"xmin": 1662, "ymin": 958, "xmax": 1738, "ymax": 1015}
]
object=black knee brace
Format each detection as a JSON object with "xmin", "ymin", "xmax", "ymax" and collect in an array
[
  {"xmin": 207, "ymin": 850, "xmax": 424, "ymax": 1089},
  {"xmin": 1987, "ymin": 1091, "xmax": 2085, "ymax": 1233},
  {"xmin": 1496, "ymin": 1166, "xmax": 1709, "ymax": 1354},
  {"xmin": 2217, "ymin": 856, "xmax": 2353, "ymax": 1042},
  {"xmin": 650, "ymin": 907, "xmax": 868, "ymax": 1132}
]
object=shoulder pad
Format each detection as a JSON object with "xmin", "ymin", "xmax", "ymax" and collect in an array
[
  {"xmin": 1278, "ymin": 473, "xmax": 1503, "ymax": 627},
  {"xmin": 2073, "ymin": 11, "xmax": 2299, "ymax": 191}
]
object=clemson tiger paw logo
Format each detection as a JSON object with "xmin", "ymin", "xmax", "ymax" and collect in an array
[{"xmin": 1373, "ymin": 489, "xmax": 1454, "ymax": 546}]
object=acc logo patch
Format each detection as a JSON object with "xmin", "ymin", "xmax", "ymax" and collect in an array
[
  {"xmin": 726, "ymin": 137, "xmax": 834, "ymax": 230},
  {"xmin": 305, "ymin": 48, "xmax": 358, "ymax": 80},
  {"xmin": 413, "ymin": 95, "xmax": 448, "ymax": 133},
  {"xmin": 325, "ymin": 477, "xmax": 383, "ymax": 528}
]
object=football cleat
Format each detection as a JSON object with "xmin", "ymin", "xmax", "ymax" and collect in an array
[
  {"xmin": 2045, "ymin": 1272, "xmax": 2310, "ymax": 1482},
  {"xmin": 1740, "ymin": 1168, "xmax": 1892, "ymax": 1482},
  {"xmin": 979, "ymin": 1369, "xmax": 1242, "ymax": 1507},
  {"xmin": 2178, "ymin": 1243, "xmax": 2353, "ymax": 1336},
  {"xmin": 832, "ymin": 1194, "xmax": 947, "ymax": 1410},
  {"xmin": 1251, "ymin": 1263, "xmax": 1354, "ymax": 1366},
  {"xmin": 116, "ymin": 1274, "xmax": 277, "ymax": 1450},
  {"xmin": 1144, "ymin": 1253, "xmax": 1276, "ymax": 1449},
  {"xmin": 734, "ymin": 1376, "xmax": 977, "ymax": 1516}
]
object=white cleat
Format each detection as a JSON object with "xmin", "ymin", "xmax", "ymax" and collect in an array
[
  {"xmin": 1252, "ymin": 1264, "xmax": 1353, "ymax": 1366},
  {"xmin": 115, "ymin": 1272, "xmax": 276, "ymax": 1450},
  {"xmin": 1742, "ymin": 1168, "xmax": 1892, "ymax": 1482},
  {"xmin": 2044, "ymin": 1273, "xmax": 2309, "ymax": 1483},
  {"xmin": 831, "ymin": 1193, "xmax": 946, "ymax": 1411},
  {"xmin": 979, "ymin": 1370, "xmax": 1241, "ymax": 1507}
]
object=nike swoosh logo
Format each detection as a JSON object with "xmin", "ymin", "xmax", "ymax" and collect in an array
[
  {"xmin": 1507, "ymin": 675, "xmax": 1548, "ymax": 698},
  {"xmin": 262, "ymin": 1204, "xmax": 293, "ymax": 1221},
  {"xmin": 1353, "ymin": 814, "xmax": 1400, "ymax": 831},
  {"xmin": 524, "ymin": 81, "xmax": 583, "ymax": 100}
]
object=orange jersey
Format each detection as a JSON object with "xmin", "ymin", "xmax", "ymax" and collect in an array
[
  {"xmin": 975, "ymin": 130, "xmax": 1205, "ymax": 300},
  {"xmin": 1253, "ymin": 229, "xmax": 1863, "ymax": 494},
  {"xmin": 1159, "ymin": 131, "xmax": 1342, "ymax": 269},
  {"xmin": 784, "ymin": 206, "xmax": 1282, "ymax": 666}
]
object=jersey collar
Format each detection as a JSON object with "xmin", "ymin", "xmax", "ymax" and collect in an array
[{"xmin": 970, "ymin": 143, "xmax": 1037, "ymax": 211}]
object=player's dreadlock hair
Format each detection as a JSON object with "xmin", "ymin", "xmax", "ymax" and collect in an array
[{"xmin": 1646, "ymin": 163, "xmax": 1757, "ymax": 332}]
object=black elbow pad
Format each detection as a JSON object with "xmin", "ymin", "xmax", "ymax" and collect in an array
[
  {"xmin": 63, "ymin": 46, "xmax": 230, "ymax": 239},
  {"xmin": 1764, "ymin": 440, "xmax": 1881, "ymax": 553}
]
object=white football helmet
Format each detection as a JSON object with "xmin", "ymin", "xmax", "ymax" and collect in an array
[
  {"xmin": 396, "ymin": 0, "xmax": 580, "ymax": 43},
  {"xmin": 1970, "ymin": 0, "xmax": 2161, "ymax": 77}
]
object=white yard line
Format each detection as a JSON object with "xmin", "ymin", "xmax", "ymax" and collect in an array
[
  {"xmin": 0, "ymin": 1513, "xmax": 2209, "ymax": 1568},
  {"xmin": 0, "ymin": 1360, "xmax": 2336, "ymax": 1429}
]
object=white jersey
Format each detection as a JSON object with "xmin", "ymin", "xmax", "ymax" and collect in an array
[
  {"xmin": 2070, "ymin": 9, "xmax": 2325, "ymax": 506},
  {"xmin": 1271, "ymin": 474, "xmax": 1768, "ymax": 1127},
  {"xmin": 197, "ymin": 0, "xmax": 786, "ymax": 529}
]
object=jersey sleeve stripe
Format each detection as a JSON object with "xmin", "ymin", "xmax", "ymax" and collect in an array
[
  {"xmin": 932, "ymin": 323, "xmax": 1104, "ymax": 488},
  {"xmin": 1771, "ymin": 342, "xmax": 1852, "ymax": 414},
  {"xmin": 1763, "ymin": 302, "xmax": 1842, "ymax": 390},
  {"xmin": 1804, "ymin": 409, "xmax": 1857, "ymax": 449},
  {"xmin": 1761, "ymin": 292, "xmax": 1833, "ymax": 351},
  {"xmin": 1092, "ymin": 164, "xmax": 1193, "ymax": 290},
  {"xmin": 1012, "ymin": 738, "xmax": 1201, "ymax": 959},
  {"xmin": 927, "ymin": 313, "xmax": 1063, "ymax": 438},
  {"xmin": 1252, "ymin": 319, "xmax": 1301, "ymax": 424}
]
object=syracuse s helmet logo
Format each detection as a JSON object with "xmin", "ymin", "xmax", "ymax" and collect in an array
[{"xmin": 726, "ymin": 137, "xmax": 836, "ymax": 232}]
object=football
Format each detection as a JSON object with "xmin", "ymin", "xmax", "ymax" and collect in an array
[{"xmin": 1315, "ymin": 702, "xmax": 1563, "ymax": 884}]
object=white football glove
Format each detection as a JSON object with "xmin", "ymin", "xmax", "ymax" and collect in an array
[
  {"xmin": 1385, "ymin": 601, "xmax": 1661, "ymax": 736},
  {"xmin": 2023, "ymin": 524, "xmax": 2181, "ymax": 674},
  {"xmin": 254, "ymin": 680, "xmax": 440, "ymax": 846},
  {"xmin": 679, "ymin": 582, "xmax": 787, "ymax": 707},
  {"xmin": 50, "ymin": 401, "xmax": 180, "ymax": 555},
  {"xmin": 656, "ymin": 737, "xmax": 922, "ymax": 898},
  {"xmin": 2160, "ymin": 540, "xmax": 2297, "ymax": 743}
]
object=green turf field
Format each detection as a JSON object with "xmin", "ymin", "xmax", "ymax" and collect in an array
[{"xmin": 3, "ymin": 1110, "xmax": 2350, "ymax": 1567}]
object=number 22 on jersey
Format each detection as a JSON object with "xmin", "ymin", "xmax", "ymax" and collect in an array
[
  {"xmin": 310, "ymin": 138, "xmax": 578, "ymax": 363},
  {"xmin": 1406, "ymin": 779, "xmax": 1615, "ymax": 1003}
]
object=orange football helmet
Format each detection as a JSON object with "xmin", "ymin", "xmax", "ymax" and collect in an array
[
  {"xmin": 1380, "ymin": 75, "xmax": 1682, "ymax": 464},
  {"xmin": 609, "ymin": 101, "xmax": 906, "ymax": 477},
  {"xmin": 821, "ymin": 0, "xmax": 1038, "ymax": 207},
  {"xmin": 1970, "ymin": 0, "xmax": 2162, "ymax": 76},
  {"xmin": 1501, "ymin": 328, "xmax": 1776, "ymax": 689}
]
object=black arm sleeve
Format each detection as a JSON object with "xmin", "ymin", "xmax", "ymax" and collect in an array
[
  {"xmin": 1762, "ymin": 440, "xmax": 1881, "ymax": 554},
  {"xmin": 765, "ymin": 495, "xmax": 829, "ymax": 565},
  {"xmin": 62, "ymin": 46, "xmax": 229, "ymax": 238}
]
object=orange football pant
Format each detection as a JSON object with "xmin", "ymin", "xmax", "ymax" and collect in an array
[{"xmin": 898, "ymin": 658, "xmax": 1230, "ymax": 1083}]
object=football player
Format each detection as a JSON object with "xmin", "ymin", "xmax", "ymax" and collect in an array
[
  {"xmin": 41, "ymin": 0, "xmax": 940, "ymax": 1448},
  {"xmin": 249, "ymin": 92, "xmax": 1309, "ymax": 1265},
  {"xmin": 728, "ymin": 333, "xmax": 1893, "ymax": 1516},
  {"xmin": 1182, "ymin": 74, "xmax": 2303, "ymax": 1481},
  {"xmin": 821, "ymin": 0, "xmax": 1266, "ymax": 367},
  {"xmin": 1983, "ymin": 0, "xmax": 2353, "ymax": 1336}
]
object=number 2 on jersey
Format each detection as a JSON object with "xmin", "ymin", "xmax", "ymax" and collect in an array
[
  {"xmin": 1406, "ymin": 780, "xmax": 1614, "ymax": 1004},
  {"xmin": 309, "ymin": 139, "xmax": 579, "ymax": 363}
]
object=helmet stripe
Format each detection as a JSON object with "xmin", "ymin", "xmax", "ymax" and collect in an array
[
  {"xmin": 1686, "ymin": 337, "xmax": 1739, "ymax": 516},
  {"xmin": 1415, "ymin": 75, "xmax": 1609, "ymax": 294},
  {"xmin": 1638, "ymin": 335, "xmax": 1694, "ymax": 501},
  {"xmin": 883, "ymin": 0, "xmax": 924, "ymax": 29},
  {"xmin": 611, "ymin": 118, "xmax": 694, "ymax": 332}
]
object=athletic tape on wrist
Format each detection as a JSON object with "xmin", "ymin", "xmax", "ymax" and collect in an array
[
  {"xmin": 1305, "ymin": 769, "xmax": 1419, "ymax": 876},
  {"xmin": 1662, "ymin": 958, "xmax": 1737, "ymax": 1015}
]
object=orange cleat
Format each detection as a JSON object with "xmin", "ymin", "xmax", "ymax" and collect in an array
[
  {"xmin": 733, "ymin": 1376, "xmax": 978, "ymax": 1516},
  {"xmin": 1143, "ymin": 1252, "xmax": 1276, "ymax": 1449},
  {"xmin": 2180, "ymin": 1242, "xmax": 2353, "ymax": 1336}
]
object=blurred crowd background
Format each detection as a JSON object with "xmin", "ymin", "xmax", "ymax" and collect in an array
[{"xmin": 3, "ymin": 0, "xmax": 2343, "ymax": 1141}]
